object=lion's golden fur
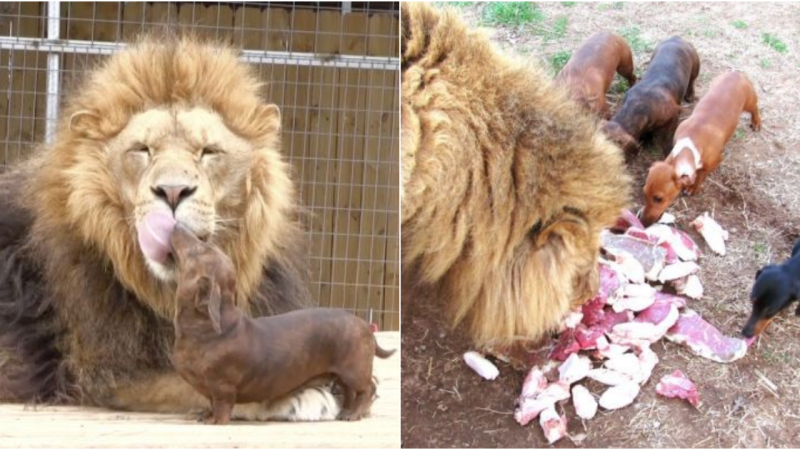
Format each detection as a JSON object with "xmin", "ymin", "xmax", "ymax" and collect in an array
[
  {"xmin": 0, "ymin": 34, "xmax": 311, "ymax": 406},
  {"xmin": 401, "ymin": 3, "xmax": 631, "ymax": 347}
]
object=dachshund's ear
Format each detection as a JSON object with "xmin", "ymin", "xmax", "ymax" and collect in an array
[
  {"xmin": 207, "ymin": 279, "xmax": 222, "ymax": 335},
  {"xmin": 795, "ymin": 301, "xmax": 800, "ymax": 316}
]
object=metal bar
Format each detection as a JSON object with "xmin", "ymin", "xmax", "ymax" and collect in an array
[
  {"xmin": 0, "ymin": 36, "xmax": 399, "ymax": 71},
  {"xmin": 45, "ymin": 1, "xmax": 61, "ymax": 144}
]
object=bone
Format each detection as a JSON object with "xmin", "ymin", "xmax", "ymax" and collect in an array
[
  {"xmin": 658, "ymin": 261, "xmax": 700, "ymax": 283},
  {"xmin": 691, "ymin": 212, "xmax": 729, "ymax": 256},
  {"xmin": 598, "ymin": 382, "xmax": 640, "ymax": 410},
  {"xmin": 657, "ymin": 212, "xmax": 676, "ymax": 224},
  {"xmin": 572, "ymin": 385, "xmax": 598, "ymax": 420},
  {"xmin": 645, "ymin": 224, "xmax": 700, "ymax": 261},
  {"xmin": 588, "ymin": 368, "xmax": 634, "ymax": 386},
  {"xmin": 613, "ymin": 283, "xmax": 656, "ymax": 312},
  {"xmin": 539, "ymin": 405, "xmax": 568, "ymax": 444},
  {"xmin": 463, "ymin": 351, "xmax": 499, "ymax": 380},
  {"xmin": 514, "ymin": 381, "xmax": 570, "ymax": 426},
  {"xmin": 558, "ymin": 353, "xmax": 592, "ymax": 384},
  {"xmin": 520, "ymin": 367, "xmax": 548, "ymax": 400},
  {"xmin": 675, "ymin": 274, "xmax": 704, "ymax": 299}
]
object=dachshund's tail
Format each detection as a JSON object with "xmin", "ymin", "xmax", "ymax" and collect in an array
[{"xmin": 375, "ymin": 341, "xmax": 397, "ymax": 359}]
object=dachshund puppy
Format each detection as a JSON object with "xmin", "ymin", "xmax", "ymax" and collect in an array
[
  {"xmin": 641, "ymin": 71, "xmax": 761, "ymax": 225},
  {"xmin": 170, "ymin": 224, "xmax": 396, "ymax": 424},
  {"xmin": 742, "ymin": 237, "xmax": 800, "ymax": 338},
  {"xmin": 556, "ymin": 31, "xmax": 636, "ymax": 116},
  {"xmin": 602, "ymin": 36, "xmax": 700, "ymax": 157}
]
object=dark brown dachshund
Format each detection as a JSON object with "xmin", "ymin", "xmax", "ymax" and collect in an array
[
  {"xmin": 556, "ymin": 31, "xmax": 636, "ymax": 116},
  {"xmin": 170, "ymin": 224, "xmax": 396, "ymax": 424},
  {"xmin": 602, "ymin": 36, "xmax": 700, "ymax": 157}
]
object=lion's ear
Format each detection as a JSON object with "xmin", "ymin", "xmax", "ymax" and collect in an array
[
  {"xmin": 68, "ymin": 110, "xmax": 102, "ymax": 139},
  {"xmin": 532, "ymin": 210, "xmax": 590, "ymax": 251},
  {"xmin": 255, "ymin": 104, "xmax": 281, "ymax": 135}
]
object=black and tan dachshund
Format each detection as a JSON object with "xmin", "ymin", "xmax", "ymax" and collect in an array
[{"xmin": 742, "ymin": 237, "xmax": 800, "ymax": 338}]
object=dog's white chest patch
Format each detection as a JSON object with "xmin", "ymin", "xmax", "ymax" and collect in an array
[{"xmin": 670, "ymin": 137, "xmax": 702, "ymax": 179}]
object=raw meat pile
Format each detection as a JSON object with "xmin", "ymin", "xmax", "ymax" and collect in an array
[{"xmin": 506, "ymin": 210, "xmax": 752, "ymax": 443}]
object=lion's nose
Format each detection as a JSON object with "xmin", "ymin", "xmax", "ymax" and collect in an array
[{"xmin": 151, "ymin": 184, "xmax": 197, "ymax": 211}]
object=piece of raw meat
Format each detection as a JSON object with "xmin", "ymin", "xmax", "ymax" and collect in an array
[
  {"xmin": 588, "ymin": 368, "xmax": 634, "ymax": 386},
  {"xmin": 645, "ymin": 224, "xmax": 700, "ymax": 261},
  {"xmin": 549, "ymin": 328, "xmax": 582, "ymax": 361},
  {"xmin": 611, "ymin": 209, "xmax": 645, "ymax": 233},
  {"xmin": 605, "ymin": 252, "xmax": 645, "ymax": 284},
  {"xmin": 603, "ymin": 232, "xmax": 667, "ymax": 277},
  {"xmin": 656, "ymin": 370, "xmax": 700, "ymax": 407},
  {"xmin": 674, "ymin": 274, "xmax": 704, "ymax": 299},
  {"xmin": 613, "ymin": 284, "xmax": 656, "ymax": 312},
  {"xmin": 599, "ymin": 263, "xmax": 622, "ymax": 299},
  {"xmin": 559, "ymin": 354, "xmax": 592, "ymax": 384},
  {"xmin": 658, "ymin": 261, "xmax": 700, "ymax": 283},
  {"xmin": 658, "ymin": 212, "xmax": 676, "ymax": 224},
  {"xmin": 666, "ymin": 309, "xmax": 749, "ymax": 363},
  {"xmin": 463, "ymin": 351, "xmax": 499, "ymax": 380},
  {"xmin": 581, "ymin": 295, "xmax": 607, "ymax": 327},
  {"xmin": 609, "ymin": 302, "xmax": 678, "ymax": 348},
  {"xmin": 599, "ymin": 382, "xmax": 640, "ymax": 410},
  {"xmin": 561, "ymin": 309, "xmax": 584, "ymax": 330},
  {"xmin": 637, "ymin": 345, "xmax": 659, "ymax": 384},
  {"xmin": 626, "ymin": 227, "xmax": 660, "ymax": 245},
  {"xmin": 514, "ymin": 381, "xmax": 570, "ymax": 426},
  {"xmin": 593, "ymin": 336, "xmax": 630, "ymax": 360},
  {"xmin": 572, "ymin": 385, "xmax": 598, "ymax": 420},
  {"xmin": 654, "ymin": 292, "xmax": 687, "ymax": 308},
  {"xmin": 539, "ymin": 406, "xmax": 568, "ymax": 444},
  {"xmin": 691, "ymin": 212, "xmax": 729, "ymax": 256},
  {"xmin": 520, "ymin": 368, "xmax": 548, "ymax": 400},
  {"xmin": 604, "ymin": 353, "xmax": 644, "ymax": 382}
]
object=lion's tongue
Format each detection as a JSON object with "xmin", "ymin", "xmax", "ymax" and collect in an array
[{"xmin": 137, "ymin": 210, "xmax": 177, "ymax": 264}]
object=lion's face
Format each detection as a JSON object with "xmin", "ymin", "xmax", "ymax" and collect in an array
[{"xmin": 107, "ymin": 106, "xmax": 260, "ymax": 280}]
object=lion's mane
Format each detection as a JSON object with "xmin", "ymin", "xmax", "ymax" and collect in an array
[
  {"xmin": 401, "ymin": 4, "xmax": 631, "ymax": 347},
  {"xmin": 0, "ymin": 34, "xmax": 310, "ymax": 403}
]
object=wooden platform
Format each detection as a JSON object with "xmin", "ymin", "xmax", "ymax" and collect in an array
[{"xmin": 0, "ymin": 333, "xmax": 400, "ymax": 448}]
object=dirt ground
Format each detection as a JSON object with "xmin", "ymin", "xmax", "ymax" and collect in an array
[
  {"xmin": 0, "ymin": 333, "xmax": 399, "ymax": 449},
  {"xmin": 401, "ymin": 2, "xmax": 800, "ymax": 448}
]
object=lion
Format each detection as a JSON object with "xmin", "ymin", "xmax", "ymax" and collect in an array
[
  {"xmin": 401, "ymin": 3, "xmax": 631, "ymax": 349},
  {"xmin": 0, "ymin": 34, "xmax": 341, "ymax": 420}
]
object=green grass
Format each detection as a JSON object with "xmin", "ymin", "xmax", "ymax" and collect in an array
[
  {"xmin": 762, "ymin": 33, "xmax": 788, "ymax": 54},
  {"xmin": 753, "ymin": 241, "xmax": 769, "ymax": 258},
  {"xmin": 549, "ymin": 50, "xmax": 572, "ymax": 75},
  {"xmin": 435, "ymin": 1, "xmax": 474, "ymax": 7},
  {"xmin": 561, "ymin": 1, "xmax": 577, "ymax": 6},
  {"xmin": 619, "ymin": 26, "xmax": 653, "ymax": 53},
  {"xmin": 762, "ymin": 348, "xmax": 792, "ymax": 364},
  {"xmin": 610, "ymin": 74, "xmax": 634, "ymax": 94},
  {"xmin": 553, "ymin": 15, "xmax": 569, "ymax": 38},
  {"xmin": 734, "ymin": 128, "xmax": 746, "ymax": 140},
  {"xmin": 481, "ymin": 2, "xmax": 544, "ymax": 27},
  {"xmin": 598, "ymin": 2, "xmax": 625, "ymax": 11},
  {"xmin": 760, "ymin": 58, "xmax": 773, "ymax": 69},
  {"xmin": 732, "ymin": 20, "xmax": 748, "ymax": 29}
]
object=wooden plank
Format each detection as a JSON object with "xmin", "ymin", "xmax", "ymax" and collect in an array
[
  {"xmin": 340, "ymin": 12, "xmax": 368, "ymax": 56},
  {"xmin": 232, "ymin": 4, "xmax": 265, "ymax": 51},
  {"xmin": 264, "ymin": 6, "xmax": 290, "ymax": 51},
  {"xmin": 288, "ymin": 7, "xmax": 315, "ymax": 53},
  {"xmin": 0, "ymin": 333, "xmax": 400, "ymax": 448},
  {"xmin": 367, "ymin": 11, "xmax": 399, "ymax": 57},
  {"xmin": 202, "ymin": 3, "xmax": 234, "ymax": 44},
  {"xmin": 315, "ymin": 10, "xmax": 341, "ymax": 55},
  {"xmin": 4, "ymin": 2, "xmax": 43, "ymax": 167}
]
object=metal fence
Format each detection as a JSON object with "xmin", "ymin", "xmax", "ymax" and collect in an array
[{"xmin": 0, "ymin": 1, "xmax": 400, "ymax": 331}]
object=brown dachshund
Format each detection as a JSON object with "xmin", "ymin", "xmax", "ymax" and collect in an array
[
  {"xmin": 602, "ymin": 36, "xmax": 700, "ymax": 157},
  {"xmin": 556, "ymin": 31, "xmax": 636, "ymax": 116},
  {"xmin": 641, "ymin": 71, "xmax": 761, "ymax": 225},
  {"xmin": 169, "ymin": 224, "xmax": 396, "ymax": 424}
]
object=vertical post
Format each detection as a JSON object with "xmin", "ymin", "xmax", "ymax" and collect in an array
[
  {"xmin": 342, "ymin": 2, "xmax": 351, "ymax": 15},
  {"xmin": 45, "ymin": 1, "xmax": 60, "ymax": 144}
]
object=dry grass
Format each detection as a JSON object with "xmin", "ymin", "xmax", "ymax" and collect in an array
[{"xmin": 403, "ymin": 2, "xmax": 800, "ymax": 448}]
